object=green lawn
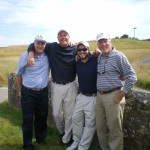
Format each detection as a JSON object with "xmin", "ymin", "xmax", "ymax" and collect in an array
[
  {"xmin": 0, "ymin": 101, "xmax": 67, "ymax": 150},
  {"xmin": 0, "ymin": 101, "xmax": 100, "ymax": 150}
]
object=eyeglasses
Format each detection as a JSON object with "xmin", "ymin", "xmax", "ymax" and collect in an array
[
  {"xmin": 77, "ymin": 48, "xmax": 88, "ymax": 52},
  {"xmin": 97, "ymin": 55, "xmax": 108, "ymax": 75}
]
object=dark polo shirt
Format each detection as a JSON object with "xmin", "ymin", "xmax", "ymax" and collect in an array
[{"xmin": 76, "ymin": 53, "xmax": 97, "ymax": 94}]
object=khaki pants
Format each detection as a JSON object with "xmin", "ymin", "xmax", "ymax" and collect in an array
[
  {"xmin": 51, "ymin": 81, "xmax": 78, "ymax": 143},
  {"xmin": 96, "ymin": 90, "xmax": 125, "ymax": 150}
]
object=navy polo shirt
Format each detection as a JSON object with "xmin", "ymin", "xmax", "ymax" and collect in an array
[
  {"xmin": 76, "ymin": 53, "xmax": 97, "ymax": 94},
  {"xmin": 28, "ymin": 42, "xmax": 77, "ymax": 84}
]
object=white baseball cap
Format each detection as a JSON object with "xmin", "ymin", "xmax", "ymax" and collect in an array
[
  {"xmin": 77, "ymin": 41, "xmax": 90, "ymax": 48},
  {"xmin": 34, "ymin": 34, "xmax": 47, "ymax": 43},
  {"xmin": 96, "ymin": 33, "xmax": 110, "ymax": 42}
]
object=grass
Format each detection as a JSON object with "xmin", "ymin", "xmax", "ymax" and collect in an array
[
  {"xmin": 0, "ymin": 39, "xmax": 150, "ymax": 90},
  {"xmin": 133, "ymin": 62, "xmax": 150, "ymax": 89},
  {"xmin": 0, "ymin": 101, "xmax": 100, "ymax": 150},
  {"xmin": 0, "ymin": 46, "xmax": 27, "ymax": 87},
  {"xmin": 0, "ymin": 101, "xmax": 68, "ymax": 150}
]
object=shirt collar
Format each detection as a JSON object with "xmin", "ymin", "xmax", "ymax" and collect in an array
[{"xmin": 35, "ymin": 51, "xmax": 46, "ymax": 58}]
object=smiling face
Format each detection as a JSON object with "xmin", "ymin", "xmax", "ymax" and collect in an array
[
  {"xmin": 77, "ymin": 44, "xmax": 89, "ymax": 61},
  {"xmin": 34, "ymin": 41, "xmax": 46, "ymax": 55},
  {"xmin": 57, "ymin": 31, "xmax": 70, "ymax": 47},
  {"xmin": 97, "ymin": 39, "xmax": 112, "ymax": 56}
]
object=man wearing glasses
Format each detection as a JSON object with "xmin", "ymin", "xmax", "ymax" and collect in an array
[
  {"xmin": 67, "ymin": 41, "xmax": 97, "ymax": 150},
  {"xmin": 96, "ymin": 33, "xmax": 137, "ymax": 150}
]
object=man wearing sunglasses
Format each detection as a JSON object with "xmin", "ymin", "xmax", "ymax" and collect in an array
[
  {"xmin": 66, "ymin": 41, "xmax": 97, "ymax": 150},
  {"xmin": 96, "ymin": 33, "xmax": 137, "ymax": 150}
]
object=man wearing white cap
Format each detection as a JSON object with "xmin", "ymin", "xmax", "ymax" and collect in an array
[
  {"xmin": 26, "ymin": 30, "xmax": 78, "ymax": 146},
  {"xmin": 66, "ymin": 41, "xmax": 97, "ymax": 150},
  {"xmin": 16, "ymin": 34, "xmax": 50, "ymax": 150},
  {"xmin": 96, "ymin": 33, "xmax": 137, "ymax": 150}
]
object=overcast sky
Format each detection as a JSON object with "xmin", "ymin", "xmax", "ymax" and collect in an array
[{"xmin": 0, "ymin": 0, "xmax": 150, "ymax": 47}]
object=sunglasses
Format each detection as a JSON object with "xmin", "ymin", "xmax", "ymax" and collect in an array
[{"xmin": 77, "ymin": 48, "xmax": 88, "ymax": 52}]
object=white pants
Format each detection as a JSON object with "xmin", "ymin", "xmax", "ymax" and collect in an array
[
  {"xmin": 51, "ymin": 81, "xmax": 78, "ymax": 143},
  {"xmin": 72, "ymin": 93, "xmax": 96, "ymax": 150}
]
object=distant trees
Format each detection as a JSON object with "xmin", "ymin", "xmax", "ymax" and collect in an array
[
  {"xmin": 120, "ymin": 34, "xmax": 129, "ymax": 39},
  {"xmin": 114, "ymin": 34, "xmax": 140, "ymax": 40},
  {"xmin": 115, "ymin": 34, "xmax": 129, "ymax": 39},
  {"xmin": 115, "ymin": 36, "xmax": 119, "ymax": 39}
]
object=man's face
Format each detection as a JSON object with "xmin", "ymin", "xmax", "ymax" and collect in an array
[
  {"xmin": 34, "ymin": 41, "xmax": 46, "ymax": 55},
  {"xmin": 97, "ymin": 39, "xmax": 112, "ymax": 56},
  {"xmin": 77, "ymin": 44, "xmax": 89, "ymax": 59},
  {"xmin": 57, "ymin": 31, "xmax": 70, "ymax": 47}
]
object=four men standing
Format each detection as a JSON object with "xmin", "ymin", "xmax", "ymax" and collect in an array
[{"xmin": 16, "ymin": 31, "xmax": 137, "ymax": 150}]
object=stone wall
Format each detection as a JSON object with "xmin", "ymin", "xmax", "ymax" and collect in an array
[
  {"xmin": 123, "ymin": 90, "xmax": 150, "ymax": 150},
  {"xmin": 8, "ymin": 73, "xmax": 150, "ymax": 150}
]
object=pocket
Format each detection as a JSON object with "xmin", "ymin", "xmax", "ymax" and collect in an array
[
  {"xmin": 113, "ymin": 97, "xmax": 119, "ymax": 104},
  {"xmin": 113, "ymin": 91, "xmax": 120, "ymax": 104}
]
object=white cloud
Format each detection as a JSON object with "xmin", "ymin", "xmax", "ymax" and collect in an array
[{"xmin": 0, "ymin": 0, "xmax": 150, "ymax": 46}]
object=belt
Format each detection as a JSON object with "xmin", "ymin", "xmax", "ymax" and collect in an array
[
  {"xmin": 81, "ymin": 93, "xmax": 97, "ymax": 97},
  {"xmin": 98, "ymin": 87, "xmax": 121, "ymax": 94},
  {"xmin": 22, "ymin": 85, "xmax": 46, "ymax": 92},
  {"xmin": 53, "ymin": 80, "xmax": 73, "ymax": 85}
]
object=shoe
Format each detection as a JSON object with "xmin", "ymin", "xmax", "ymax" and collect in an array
[
  {"xmin": 66, "ymin": 142, "xmax": 78, "ymax": 150},
  {"xmin": 66, "ymin": 138, "xmax": 73, "ymax": 147},
  {"xmin": 36, "ymin": 137, "xmax": 46, "ymax": 145},
  {"xmin": 36, "ymin": 140, "xmax": 45, "ymax": 145},
  {"xmin": 23, "ymin": 144, "xmax": 33, "ymax": 150}
]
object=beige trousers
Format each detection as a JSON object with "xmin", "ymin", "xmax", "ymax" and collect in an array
[
  {"xmin": 96, "ymin": 90, "xmax": 125, "ymax": 150},
  {"xmin": 51, "ymin": 81, "xmax": 78, "ymax": 143},
  {"xmin": 72, "ymin": 93, "xmax": 96, "ymax": 150}
]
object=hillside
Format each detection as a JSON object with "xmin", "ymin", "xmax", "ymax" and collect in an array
[
  {"xmin": 0, "ymin": 39, "xmax": 150, "ymax": 89},
  {"xmin": 88, "ymin": 39, "xmax": 150, "ymax": 62},
  {"xmin": 89, "ymin": 38, "xmax": 150, "ymax": 49}
]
